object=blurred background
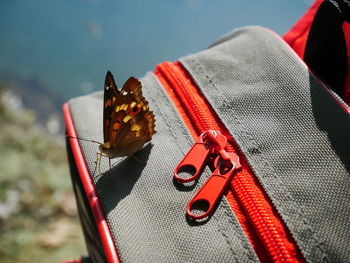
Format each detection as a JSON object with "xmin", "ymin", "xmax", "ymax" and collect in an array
[{"xmin": 0, "ymin": 1, "xmax": 313, "ymax": 262}]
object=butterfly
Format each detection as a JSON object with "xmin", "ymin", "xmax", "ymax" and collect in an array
[{"xmin": 95, "ymin": 71, "xmax": 156, "ymax": 168}]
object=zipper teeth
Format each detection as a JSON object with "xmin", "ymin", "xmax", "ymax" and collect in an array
[
  {"xmin": 159, "ymin": 62, "xmax": 212, "ymax": 133},
  {"xmin": 156, "ymin": 61, "xmax": 303, "ymax": 263},
  {"xmin": 160, "ymin": 62, "xmax": 235, "ymax": 152},
  {"xmin": 233, "ymin": 172, "xmax": 297, "ymax": 262}
]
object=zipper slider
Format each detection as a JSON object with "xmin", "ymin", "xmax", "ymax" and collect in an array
[
  {"xmin": 186, "ymin": 152, "xmax": 241, "ymax": 220},
  {"xmin": 174, "ymin": 129, "xmax": 241, "ymax": 220},
  {"xmin": 174, "ymin": 130, "xmax": 227, "ymax": 183}
]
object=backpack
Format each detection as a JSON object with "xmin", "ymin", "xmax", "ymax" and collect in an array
[{"xmin": 63, "ymin": 1, "xmax": 350, "ymax": 262}]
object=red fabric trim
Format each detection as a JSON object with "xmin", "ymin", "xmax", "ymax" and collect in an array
[
  {"xmin": 62, "ymin": 103, "xmax": 120, "ymax": 263},
  {"xmin": 283, "ymin": 0, "xmax": 323, "ymax": 59}
]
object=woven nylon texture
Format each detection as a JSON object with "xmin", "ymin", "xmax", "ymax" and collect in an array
[
  {"xmin": 181, "ymin": 26, "xmax": 350, "ymax": 263},
  {"xmin": 68, "ymin": 74, "xmax": 259, "ymax": 262}
]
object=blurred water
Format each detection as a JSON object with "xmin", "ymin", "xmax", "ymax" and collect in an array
[{"xmin": 0, "ymin": 0, "xmax": 311, "ymax": 100}]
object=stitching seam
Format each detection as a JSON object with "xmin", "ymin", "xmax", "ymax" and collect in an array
[{"xmin": 186, "ymin": 56, "xmax": 329, "ymax": 261}]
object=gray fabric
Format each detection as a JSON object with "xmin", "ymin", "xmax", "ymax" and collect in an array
[
  {"xmin": 68, "ymin": 73, "xmax": 259, "ymax": 262},
  {"xmin": 181, "ymin": 26, "xmax": 350, "ymax": 263}
]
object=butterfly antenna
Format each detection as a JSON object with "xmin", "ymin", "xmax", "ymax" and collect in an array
[{"xmin": 66, "ymin": 135, "xmax": 102, "ymax": 145}]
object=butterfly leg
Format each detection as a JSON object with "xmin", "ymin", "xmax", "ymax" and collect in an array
[
  {"xmin": 94, "ymin": 152, "xmax": 99, "ymax": 166},
  {"xmin": 95, "ymin": 152, "xmax": 102, "ymax": 175},
  {"xmin": 93, "ymin": 152, "xmax": 99, "ymax": 174}
]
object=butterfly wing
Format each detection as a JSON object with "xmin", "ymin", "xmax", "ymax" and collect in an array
[
  {"xmin": 120, "ymin": 109, "xmax": 156, "ymax": 147},
  {"xmin": 103, "ymin": 71, "xmax": 119, "ymax": 143},
  {"xmin": 108, "ymin": 77, "xmax": 156, "ymax": 156},
  {"xmin": 120, "ymin": 77, "xmax": 144, "ymax": 103},
  {"xmin": 108, "ymin": 110, "xmax": 156, "ymax": 157}
]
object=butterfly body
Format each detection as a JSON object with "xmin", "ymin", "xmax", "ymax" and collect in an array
[{"xmin": 100, "ymin": 71, "xmax": 156, "ymax": 160}]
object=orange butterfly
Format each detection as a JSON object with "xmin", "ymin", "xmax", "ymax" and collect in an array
[
  {"xmin": 97, "ymin": 71, "xmax": 156, "ymax": 167},
  {"xmin": 68, "ymin": 71, "xmax": 156, "ymax": 171}
]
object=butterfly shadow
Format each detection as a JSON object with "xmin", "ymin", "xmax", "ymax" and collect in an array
[{"xmin": 94, "ymin": 143, "xmax": 153, "ymax": 214}]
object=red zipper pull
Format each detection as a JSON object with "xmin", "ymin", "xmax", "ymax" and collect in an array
[
  {"xmin": 186, "ymin": 152, "xmax": 241, "ymax": 220},
  {"xmin": 174, "ymin": 130, "xmax": 227, "ymax": 183}
]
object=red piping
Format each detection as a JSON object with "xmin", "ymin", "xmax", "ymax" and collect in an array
[{"xmin": 62, "ymin": 103, "xmax": 120, "ymax": 263}]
